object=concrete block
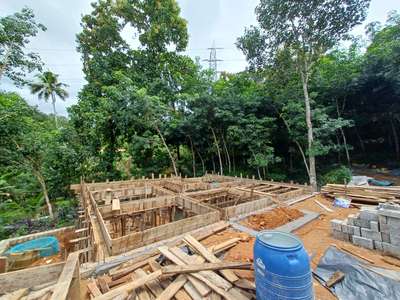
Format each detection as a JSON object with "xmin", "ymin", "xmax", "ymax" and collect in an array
[
  {"xmin": 382, "ymin": 242, "xmax": 400, "ymax": 258},
  {"xmin": 390, "ymin": 235, "xmax": 400, "ymax": 247},
  {"xmin": 359, "ymin": 209, "xmax": 379, "ymax": 222},
  {"xmin": 354, "ymin": 218, "xmax": 370, "ymax": 229},
  {"xmin": 378, "ymin": 209, "xmax": 400, "ymax": 219},
  {"xmin": 382, "ymin": 232, "xmax": 391, "ymax": 243},
  {"xmin": 379, "ymin": 215, "xmax": 388, "ymax": 224},
  {"xmin": 342, "ymin": 224, "xmax": 361, "ymax": 236},
  {"xmin": 330, "ymin": 219, "xmax": 343, "ymax": 231},
  {"xmin": 370, "ymin": 220, "xmax": 379, "ymax": 232},
  {"xmin": 352, "ymin": 226, "xmax": 361, "ymax": 236},
  {"xmin": 361, "ymin": 228, "xmax": 382, "ymax": 241},
  {"xmin": 353, "ymin": 235, "xmax": 374, "ymax": 250},
  {"xmin": 387, "ymin": 217, "xmax": 400, "ymax": 229},
  {"xmin": 379, "ymin": 203, "xmax": 400, "ymax": 211},
  {"xmin": 380, "ymin": 222, "xmax": 390, "ymax": 233},
  {"xmin": 374, "ymin": 240, "xmax": 384, "ymax": 251},
  {"xmin": 347, "ymin": 214, "xmax": 356, "ymax": 226},
  {"xmin": 332, "ymin": 230, "xmax": 350, "ymax": 242}
]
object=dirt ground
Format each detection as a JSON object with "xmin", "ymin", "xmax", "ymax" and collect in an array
[
  {"xmin": 202, "ymin": 194, "xmax": 400, "ymax": 300},
  {"xmin": 241, "ymin": 207, "xmax": 304, "ymax": 231}
]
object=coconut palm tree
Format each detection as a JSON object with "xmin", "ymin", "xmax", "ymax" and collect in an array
[{"xmin": 30, "ymin": 71, "xmax": 68, "ymax": 128}]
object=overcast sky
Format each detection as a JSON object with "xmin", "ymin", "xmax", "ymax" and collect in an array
[{"xmin": 1, "ymin": 0, "xmax": 399, "ymax": 116}]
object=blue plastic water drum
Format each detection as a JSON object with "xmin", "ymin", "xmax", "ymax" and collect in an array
[
  {"xmin": 254, "ymin": 231, "xmax": 314, "ymax": 300},
  {"xmin": 6, "ymin": 236, "xmax": 60, "ymax": 258}
]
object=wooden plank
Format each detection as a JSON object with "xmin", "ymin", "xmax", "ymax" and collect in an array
[
  {"xmin": 161, "ymin": 261, "xmax": 252, "ymax": 275},
  {"xmin": 169, "ymin": 248, "xmax": 233, "ymax": 292},
  {"xmin": 184, "ymin": 235, "xmax": 239, "ymax": 283},
  {"xmin": 87, "ymin": 280, "xmax": 102, "ymax": 297},
  {"xmin": 97, "ymin": 276, "xmax": 110, "ymax": 293},
  {"xmin": 234, "ymin": 279, "xmax": 256, "ymax": 290},
  {"xmin": 1, "ymin": 288, "xmax": 28, "ymax": 300},
  {"xmin": 0, "ymin": 262, "xmax": 64, "ymax": 294},
  {"xmin": 158, "ymin": 246, "xmax": 211, "ymax": 297},
  {"xmin": 69, "ymin": 236, "xmax": 89, "ymax": 244},
  {"xmin": 50, "ymin": 252, "xmax": 80, "ymax": 300},
  {"xmin": 155, "ymin": 274, "xmax": 188, "ymax": 300},
  {"xmin": 135, "ymin": 268, "xmax": 164, "ymax": 297},
  {"xmin": 110, "ymin": 259, "xmax": 149, "ymax": 281},
  {"xmin": 132, "ymin": 272, "xmax": 152, "ymax": 300},
  {"xmin": 94, "ymin": 270, "xmax": 162, "ymax": 300},
  {"xmin": 0, "ymin": 256, "xmax": 8, "ymax": 273},
  {"xmin": 326, "ymin": 271, "xmax": 345, "ymax": 288},
  {"xmin": 112, "ymin": 198, "xmax": 121, "ymax": 211},
  {"xmin": 314, "ymin": 200, "xmax": 333, "ymax": 212},
  {"xmin": 148, "ymin": 259, "xmax": 192, "ymax": 300},
  {"xmin": 167, "ymin": 247, "xmax": 245, "ymax": 300}
]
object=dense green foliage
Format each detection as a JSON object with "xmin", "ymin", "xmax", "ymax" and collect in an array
[{"xmin": 1, "ymin": 3, "xmax": 400, "ymax": 238}]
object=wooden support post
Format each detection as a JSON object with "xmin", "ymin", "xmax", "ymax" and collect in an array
[
  {"xmin": 50, "ymin": 252, "xmax": 80, "ymax": 300},
  {"xmin": 0, "ymin": 256, "xmax": 8, "ymax": 273}
]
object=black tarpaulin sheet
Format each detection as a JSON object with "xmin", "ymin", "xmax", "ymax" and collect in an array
[{"xmin": 315, "ymin": 246, "xmax": 400, "ymax": 300}]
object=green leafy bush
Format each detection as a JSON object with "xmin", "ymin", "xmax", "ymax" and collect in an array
[{"xmin": 321, "ymin": 166, "xmax": 352, "ymax": 185}]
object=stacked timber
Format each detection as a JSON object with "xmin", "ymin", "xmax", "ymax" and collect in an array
[
  {"xmin": 87, "ymin": 235, "xmax": 255, "ymax": 300},
  {"xmin": 322, "ymin": 184, "xmax": 400, "ymax": 205}
]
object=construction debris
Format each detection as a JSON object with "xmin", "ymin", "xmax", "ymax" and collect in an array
[
  {"xmin": 322, "ymin": 184, "xmax": 400, "ymax": 204},
  {"xmin": 87, "ymin": 235, "xmax": 255, "ymax": 300}
]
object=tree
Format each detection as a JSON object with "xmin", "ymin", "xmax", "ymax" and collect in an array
[
  {"xmin": 30, "ymin": 71, "xmax": 69, "ymax": 128},
  {"xmin": 0, "ymin": 92, "xmax": 55, "ymax": 218},
  {"xmin": 237, "ymin": 0, "xmax": 370, "ymax": 191},
  {"xmin": 0, "ymin": 7, "xmax": 46, "ymax": 86}
]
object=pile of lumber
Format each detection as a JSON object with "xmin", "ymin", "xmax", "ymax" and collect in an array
[
  {"xmin": 87, "ymin": 235, "xmax": 255, "ymax": 300},
  {"xmin": 322, "ymin": 184, "xmax": 400, "ymax": 204}
]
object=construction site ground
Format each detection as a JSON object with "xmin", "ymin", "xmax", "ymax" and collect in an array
[{"xmin": 199, "ymin": 194, "xmax": 400, "ymax": 300}]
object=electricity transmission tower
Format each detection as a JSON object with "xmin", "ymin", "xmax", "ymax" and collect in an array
[{"xmin": 203, "ymin": 41, "xmax": 223, "ymax": 81}]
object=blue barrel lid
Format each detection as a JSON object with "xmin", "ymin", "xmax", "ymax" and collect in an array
[{"xmin": 257, "ymin": 231, "xmax": 302, "ymax": 250}]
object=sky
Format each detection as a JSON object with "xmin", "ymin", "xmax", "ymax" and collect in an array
[{"xmin": 1, "ymin": 0, "xmax": 399, "ymax": 116}]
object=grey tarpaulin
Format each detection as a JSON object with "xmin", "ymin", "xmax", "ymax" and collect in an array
[{"xmin": 314, "ymin": 246, "xmax": 400, "ymax": 300}]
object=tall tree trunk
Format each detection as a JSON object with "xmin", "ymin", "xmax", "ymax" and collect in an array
[
  {"xmin": 336, "ymin": 133, "xmax": 342, "ymax": 164},
  {"xmin": 188, "ymin": 136, "xmax": 196, "ymax": 177},
  {"xmin": 336, "ymin": 98, "xmax": 350, "ymax": 166},
  {"xmin": 390, "ymin": 117, "xmax": 400, "ymax": 160},
  {"xmin": 196, "ymin": 149, "xmax": 205, "ymax": 175},
  {"xmin": 301, "ymin": 72, "xmax": 317, "ymax": 191},
  {"xmin": 232, "ymin": 149, "xmax": 236, "ymax": 174},
  {"xmin": 221, "ymin": 134, "xmax": 231, "ymax": 174},
  {"xmin": 212, "ymin": 156, "xmax": 216, "ymax": 173},
  {"xmin": 34, "ymin": 171, "xmax": 54, "ymax": 218},
  {"xmin": 354, "ymin": 125, "xmax": 366, "ymax": 153},
  {"xmin": 274, "ymin": 106, "xmax": 310, "ymax": 179},
  {"xmin": 211, "ymin": 127, "xmax": 223, "ymax": 175},
  {"xmin": 51, "ymin": 93, "xmax": 58, "ymax": 128},
  {"xmin": 155, "ymin": 125, "xmax": 178, "ymax": 176}
]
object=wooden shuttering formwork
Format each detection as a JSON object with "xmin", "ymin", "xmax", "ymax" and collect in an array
[
  {"xmin": 183, "ymin": 187, "xmax": 275, "ymax": 219},
  {"xmin": 237, "ymin": 180, "xmax": 310, "ymax": 202},
  {"xmin": 106, "ymin": 196, "xmax": 220, "ymax": 255},
  {"xmin": 0, "ymin": 252, "xmax": 81, "ymax": 300},
  {"xmin": 79, "ymin": 179, "xmax": 220, "ymax": 257}
]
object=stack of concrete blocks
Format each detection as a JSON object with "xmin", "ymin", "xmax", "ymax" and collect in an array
[{"xmin": 330, "ymin": 203, "xmax": 400, "ymax": 258}]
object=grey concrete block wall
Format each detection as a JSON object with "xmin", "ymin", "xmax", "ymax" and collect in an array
[
  {"xmin": 331, "ymin": 203, "xmax": 400, "ymax": 258},
  {"xmin": 353, "ymin": 235, "xmax": 374, "ymax": 250},
  {"xmin": 359, "ymin": 209, "xmax": 379, "ymax": 222},
  {"xmin": 330, "ymin": 219, "xmax": 343, "ymax": 231},
  {"xmin": 361, "ymin": 228, "xmax": 382, "ymax": 241},
  {"xmin": 370, "ymin": 220, "xmax": 379, "ymax": 232}
]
